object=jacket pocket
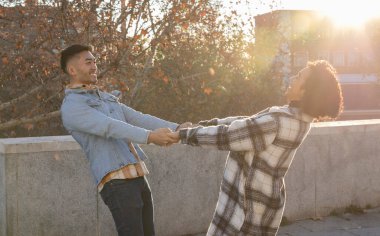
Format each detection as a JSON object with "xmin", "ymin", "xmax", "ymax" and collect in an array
[{"xmin": 86, "ymin": 98, "xmax": 102, "ymax": 107}]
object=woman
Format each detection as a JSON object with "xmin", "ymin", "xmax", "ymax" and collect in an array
[{"xmin": 171, "ymin": 60, "xmax": 343, "ymax": 236}]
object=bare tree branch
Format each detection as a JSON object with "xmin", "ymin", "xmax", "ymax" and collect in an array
[
  {"xmin": 0, "ymin": 75, "xmax": 62, "ymax": 112},
  {"xmin": 0, "ymin": 110, "xmax": 61, "ymax": 131},
  {"xmin": 147, "ymin": 0, "xmax": 158, "ymax": 36},
  {"xmin": 0, "ymin": 86, "xmax": 42, "ymax": 112}
]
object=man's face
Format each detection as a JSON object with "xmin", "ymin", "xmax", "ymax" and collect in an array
[
  {"xmin": 285, "ymin": 67, "xmax": 310, "ymax": 102},
  {"xmin": 67, "ymin": 51, "xmax": 97, "ymax": 85}
]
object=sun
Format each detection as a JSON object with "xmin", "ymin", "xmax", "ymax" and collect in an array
[
  {"xmin": 278, "ymin": 0, "xmax": 380, "ymax": 28},
  {"xmin": 317, "ymin": 1, "xmax": 379, "ymax": 28}
]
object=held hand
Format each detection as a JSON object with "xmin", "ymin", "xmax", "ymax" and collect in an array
[
  {"xmin": 168, "ymin": 131, "xmax": 180, "ymax": 143},
  {"xmin": 148, "ymin": 128, "xmax": 178, "ymax": 146},
  {"xmin": 176, "ymin": 122, "xmax": 193, "ymax": 130}
]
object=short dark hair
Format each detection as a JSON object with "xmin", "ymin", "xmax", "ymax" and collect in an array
[
  {"xmin": 60, "ymin": 44, "xmax": 93, "ymax": 73},
  {"xmin": 300, "ymin": 60, "xmax": 344, "ymax": 120}
]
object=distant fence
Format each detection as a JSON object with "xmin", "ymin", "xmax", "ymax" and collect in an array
[{"xmin": 1, "ymin": 119, "xmax": 380, "ymax": 236}]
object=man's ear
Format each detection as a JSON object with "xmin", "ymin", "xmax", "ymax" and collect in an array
[{"xmin": 67, "ymin": 64, "xmax": 76, "ymax": 76}]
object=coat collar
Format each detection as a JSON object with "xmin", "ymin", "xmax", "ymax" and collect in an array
[{"xmin": 268, "ymin": 105, "xmax": 314, "ymax": 123}]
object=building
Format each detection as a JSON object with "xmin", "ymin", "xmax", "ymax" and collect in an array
[{"xmin": 254, "ymin": 10, "xmax": 380, "ymax": 120}]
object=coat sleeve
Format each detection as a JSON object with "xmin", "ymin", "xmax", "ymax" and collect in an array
[
  {"xmin": 180, "ymin": 114, "xmax": 277, "ymax": 152},
  {"xmin": 198, "ymin": 116, "xmax": 249, "ymax": 126}
]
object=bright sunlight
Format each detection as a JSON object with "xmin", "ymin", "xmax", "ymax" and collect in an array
[
  {"xmin": 270, "ymin": 0, "xmax": 380, "ymax": 28},
  {"xmin": 278, "ymin": 0, "xmax": 380, "ymax": 28},
  {"xmin": 319, "ymin": 0, "xmax": 379, "ymax": 28}
]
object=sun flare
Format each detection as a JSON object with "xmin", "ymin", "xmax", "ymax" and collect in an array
[{"xmin": 317, "ymin": 1, "xmax": 379, "ymax": 28}]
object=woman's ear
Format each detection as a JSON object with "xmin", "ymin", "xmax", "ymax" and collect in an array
[{"xmin": 299, "ymin": 86, "xmax": 306, "ymax": 98}]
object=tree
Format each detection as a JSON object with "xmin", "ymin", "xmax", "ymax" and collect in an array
[{"xmin": 0, "ymin": 0, "xmax": 282, "ymax": 137}]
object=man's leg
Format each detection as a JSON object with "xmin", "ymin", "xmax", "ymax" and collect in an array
[
  {"xmin": 141, "ymin": 176, "xmax": 155, "ymax": 236},
  {"xmin": 100, "ymin": 178, "xmax": 145, "ymax": 236}
]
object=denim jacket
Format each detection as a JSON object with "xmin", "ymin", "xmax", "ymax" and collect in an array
[{"xmin": 61, "ymin": 88, "xmax": 178, "ymax": 185}]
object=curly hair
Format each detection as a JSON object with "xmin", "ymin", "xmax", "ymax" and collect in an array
[{"xmin": 299, "ymin": 60, "xmax": 344, "ymax": 120}]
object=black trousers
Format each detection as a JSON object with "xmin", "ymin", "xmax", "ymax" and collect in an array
[{"xmin": 100, "ymin": 177, "xmax": 155, "ymax": 236}]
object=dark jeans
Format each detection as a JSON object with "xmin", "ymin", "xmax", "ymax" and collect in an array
[{"xmin": 100, "ymin": 177, "xmax": 155, "ymax": 236}]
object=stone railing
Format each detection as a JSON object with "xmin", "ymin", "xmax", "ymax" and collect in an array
[{"xmin": 1, "ymin": 119, "xmax": 380, "ymax": 236}]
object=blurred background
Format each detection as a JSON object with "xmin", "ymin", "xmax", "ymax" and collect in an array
[{"xmin": 1, "ymin": 0, "xmax": 379, "ymax": 137}]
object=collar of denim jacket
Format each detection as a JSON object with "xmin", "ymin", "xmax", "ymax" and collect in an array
[
  {"xmin": 65, "ymin": 84, "xmax": 100, "ymax": 95},
  {"xmin": 66, "ymin": 83, "xmax": 98, "ymax": 90}
]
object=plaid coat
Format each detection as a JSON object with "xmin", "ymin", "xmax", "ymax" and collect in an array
[{"xmin": 179, "ymin": 105, "xmax": 313, "ymax": 236}]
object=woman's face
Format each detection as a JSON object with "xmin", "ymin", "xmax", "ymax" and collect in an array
[{"xmin": 285, "ymin": 67, "xmax": 310, "ymax": 102}]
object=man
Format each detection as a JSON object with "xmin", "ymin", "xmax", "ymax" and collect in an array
[
  {"xmin": 60, "ymin": 44, "xmax": 189, "ymax": 236},
  {"xmin": 170, "ymin": 60, "xmax": 344, "ymax": 235}
]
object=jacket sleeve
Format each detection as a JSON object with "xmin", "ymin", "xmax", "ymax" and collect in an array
[
  {"xmin": 198, "ymin": 116, "xmax": 249, "ymax": 126},
  {"xmin": 120, "ymin": 103, "xmax": 178, "ymax": 131},
  {"xmin": 197, "ymin": 108, "xmax": 272, "ymax": 127},
  {"xmin": 61, "ymin": 95, "xmax": 151, "ymax": 144},
  {"xmin": 180, "ymin": 114, "xmax": 277, "ymax": 152}
]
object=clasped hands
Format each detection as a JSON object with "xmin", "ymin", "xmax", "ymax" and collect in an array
[{"xmin": 147, "ymin": 122, "xmax": 193, "ymax": 146}]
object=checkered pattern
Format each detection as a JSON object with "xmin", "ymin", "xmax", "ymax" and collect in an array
[
  {"xmin": 180, "ymin": 105, "xmax": 313, "ymax": 236},
  {"xmin": 97, "ymin": 161, "xmax": 149, "ymax": 192}
]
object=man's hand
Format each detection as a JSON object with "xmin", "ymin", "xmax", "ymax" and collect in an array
[
  {"xmin": 176, "ymin": 122, "xmax": 193, "ymax": 131},
  {"xmin": 168, "ymin": 131, "xmax": 180, "ymax": 143},
  {"xmin": 147, "ymin": 128, "xmax": 178, "ymax": 146}
]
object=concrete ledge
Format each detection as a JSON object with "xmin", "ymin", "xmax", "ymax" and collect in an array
[
  {"xmin": 1, "ymin": 119, "xmax": 379, "ymax": 153},
  {"xmin": 0, "ymin": 136, "xmax": 80, "ymax": 154},
  {"xmin": 311, "ymin": 119, "xmax": 380, "ymax": 135}
]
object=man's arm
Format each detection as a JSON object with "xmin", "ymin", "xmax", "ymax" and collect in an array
[
  {"xmin": 61, "ymin": 96, "xmax": 175, "ymax": 145},
  {"xmin": 120, "ymin": 103, "xmax": 179, "ymax": 131},
  {"xmin": 172, "ymin": 115, "xmax": 277, "ymax": 152}
]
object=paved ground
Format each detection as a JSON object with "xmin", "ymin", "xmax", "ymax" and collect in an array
[
  {"xmin": 189, "ymin": 207, "xmax": 380, "ymax": 236},
  {"xmin": 278, "ymin": 207, "xmax": 380, "ymax": 236}
]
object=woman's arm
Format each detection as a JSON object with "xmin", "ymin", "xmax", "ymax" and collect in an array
[{"xmin": 176, "ymin": 114, "xmax": 277, "ymax": 152}]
